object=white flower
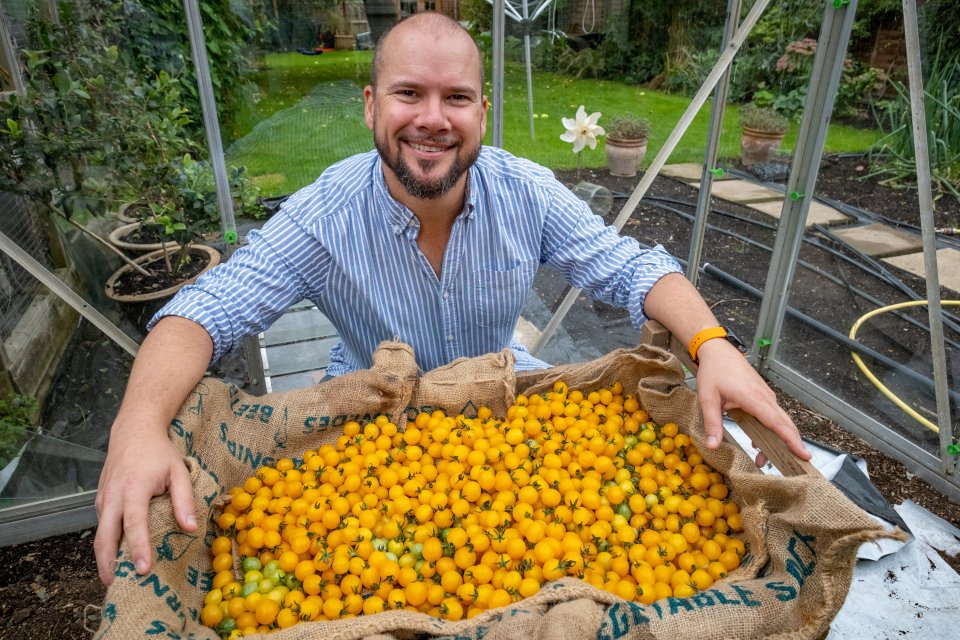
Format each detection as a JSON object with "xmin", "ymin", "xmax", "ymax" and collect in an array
[{"xmin": 560, "ymin": 105, "xmax": 605, "ymax": 153}]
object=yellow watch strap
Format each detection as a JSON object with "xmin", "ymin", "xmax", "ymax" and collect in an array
[{"xmin": 688, "ymin": 326, "xmax": 728, "ymax": 363}]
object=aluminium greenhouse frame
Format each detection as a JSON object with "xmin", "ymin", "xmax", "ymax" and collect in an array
[{"xmin": 0, "ymin": 0, "xmax": 956, "ymax": 546}]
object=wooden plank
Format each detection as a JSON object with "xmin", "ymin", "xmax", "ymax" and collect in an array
[{"xmin": 640, "ymin": 321, "xmax": 821, "ymax": 478}]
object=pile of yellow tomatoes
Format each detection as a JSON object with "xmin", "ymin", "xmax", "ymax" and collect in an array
[{"xmin": 202, "ymin": 381, "xmax": 746, "ymax": 638}]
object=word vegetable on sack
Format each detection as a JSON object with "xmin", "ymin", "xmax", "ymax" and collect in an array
[{"xmin": 203, "ymin": 381, "xmax": 746, "ymax": 638}]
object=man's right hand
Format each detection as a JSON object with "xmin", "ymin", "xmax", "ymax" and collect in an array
[
  {"xmin": 93, "ymin": 316, "xmax": 214, "ymax": 586},
  {"xmin": 94, "ymin": 423, "xmax": 197, "ymax": 585}
]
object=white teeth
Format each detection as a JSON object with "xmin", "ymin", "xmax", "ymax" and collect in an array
[{"xmin": 410, "ymin": 142, "xmax": 444, "ymax": 152}]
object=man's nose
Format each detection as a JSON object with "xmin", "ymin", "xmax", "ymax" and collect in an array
[{"xmin": 415, "ymin": 95, "xmax": 449, "ymax": 131}]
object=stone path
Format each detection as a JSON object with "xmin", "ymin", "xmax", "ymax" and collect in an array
[{"xmin": 664, "ymin": 163, "xmax": 954, "ymax": 290}]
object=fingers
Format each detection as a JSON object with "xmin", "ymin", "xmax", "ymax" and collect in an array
[
  {"xmin": 169, "ymin": 459, "xmax": 198, "ymax": 534},
  {"xmin": 94, "ymin": 491, "xmax": 120, "ymax": 586},
  {"xmin": 122, "ymin": 483, "xmax": 155, "ymax": 578},
  {"xmin": 741, "ymin": 392, "xmax": 812, "ymax": 461},
  {"xmin": 698, "ymin": 384, "xmax": 725, "ymax": 451}
]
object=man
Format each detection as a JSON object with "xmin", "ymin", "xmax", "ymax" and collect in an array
[{"xmin": 94, "ymin": 12, "xmax": 810, "ymax": 585}]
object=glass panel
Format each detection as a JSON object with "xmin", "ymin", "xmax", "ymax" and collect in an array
[{"xmin": 775, "ymin": 228, "xmax": 959, "ymax": 458}]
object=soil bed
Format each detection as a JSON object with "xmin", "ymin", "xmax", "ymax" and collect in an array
[{"xmin": 1, "ymin": 155, "xmax": 958, "ymax": 639}]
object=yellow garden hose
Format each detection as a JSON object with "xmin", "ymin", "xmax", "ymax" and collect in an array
[{"xmin": 848, "ymin": 300, "xmax": 960, "ymax": 434}]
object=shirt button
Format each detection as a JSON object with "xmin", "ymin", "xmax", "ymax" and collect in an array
[
  {"xmin": 443, "ymin": 292, "xmax": 449, "ymax": 299},
  {"xmin": 446, "ymin": 335, "xmax": 454, "ymax": 342},
  {"xmin": 408, "ymin": 219, "xmax": 415, "ymax": 227},
  {"xmin": 393, "ymin": 225, "xmax": 400, "ymax": 233}
]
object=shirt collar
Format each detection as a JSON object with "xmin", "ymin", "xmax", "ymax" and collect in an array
[{"xmin": 373, "ymin": 155, "xmax": 479, "ymax": 236}]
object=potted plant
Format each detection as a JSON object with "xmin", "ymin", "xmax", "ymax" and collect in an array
[
  {"xmin": 739, "ymin": 103, "xmax": 789, "ymax": 167},
  {"xmin": 104, "ymin": 155, "xmax": 246, "ymax": 304},
  {"xmin": 605, "ymin": 114, "xmax": 650, "ymax": 178}
]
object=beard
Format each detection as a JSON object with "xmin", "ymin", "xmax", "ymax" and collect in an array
[{"xmin": 375, "ymin": 132, "xmax": 481, "ymax": 200}]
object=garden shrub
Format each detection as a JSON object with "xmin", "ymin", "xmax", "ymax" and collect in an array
[{"xmin": 0, "ymin": 394, "xmax": 37, "ymax": 469}]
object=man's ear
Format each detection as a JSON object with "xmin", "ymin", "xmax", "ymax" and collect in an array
[
  {"xmin": 480, "ymin": 95, "xmax": 488, "ymax": 137},
  {"xmin": 363, "ymin": 85, "xmax": 375, "ymax": 131}
]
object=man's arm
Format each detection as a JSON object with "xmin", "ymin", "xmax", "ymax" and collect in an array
[
  {"xmin": 643, "ymin": 272, "xmax": 812, "ymax": 463},
  {"xmin": 94, "ymin": 316, "xmax": 213, "ymax": 585}
]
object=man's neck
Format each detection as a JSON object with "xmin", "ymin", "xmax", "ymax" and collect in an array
[{"xmin": 383, "ymin": 172, "xmax": 468, "ymax": 228}]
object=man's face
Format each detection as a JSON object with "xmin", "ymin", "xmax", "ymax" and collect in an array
[{"xmin": 364, "ymin": 26, "xmax": 487, "ymax": 201}]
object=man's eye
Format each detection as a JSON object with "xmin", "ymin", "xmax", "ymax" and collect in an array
[
  {"xmin": 397, "ymin": 90, "xmax": 417, "ymax": 98},
  {"xmin": 449, "ymin": 94, "xmax": 470, "ymax": 102}
]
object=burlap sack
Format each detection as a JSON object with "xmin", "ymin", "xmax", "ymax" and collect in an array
[{"xmin": 95, "ymin": 341, "xmax": 895, "ymax": 640}]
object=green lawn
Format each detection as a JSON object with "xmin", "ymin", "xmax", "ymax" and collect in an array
[{"xmin": 229, "ymin": 51, "xmax": 880, "ymax": 195}]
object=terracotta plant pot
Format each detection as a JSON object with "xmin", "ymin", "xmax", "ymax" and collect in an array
[
  {"xmin": 115, "ymin": 202, "xmax": 145, "ymax": 224},
  {"xmin": 605, "ymin": 137, "xmax": 648, "ymax": 178},
  {"xmin": 104, "ymin": 244, "xmax": 221, "ymax": 303},
  {"xmin": 108, "ymin": 222, "xmax": 179, "ymax": 253},
  {"xmin": 741, "ymin": 126, "xmax": 787, "ymax": 167}
]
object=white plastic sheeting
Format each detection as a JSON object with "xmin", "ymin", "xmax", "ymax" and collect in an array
[{"xmin": 724, "ymin": 419, "xmax": 960, "ymax": 636}]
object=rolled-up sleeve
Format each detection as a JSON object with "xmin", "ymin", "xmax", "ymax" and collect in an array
[
  {"xmin": 539, "ymin": 181, "xmax": 682, "ymax": 330},
  {"xmin": 148, "ymin": 208, "xmax": 326, "ymax": 363}
]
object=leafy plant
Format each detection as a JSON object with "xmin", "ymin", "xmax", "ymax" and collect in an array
[
  {"xmin": 0, "ymin": 394, "xmax": 37, "ymax": 469},
  {"xmin": 868, "ymin": 44, "xmax": 960, "ymax": 202},
  {"xmin": 136, "ymin": 155, "xmax": 262, "ymax": 275},
  {"xmin": 122, "ymin": 0, "xmax": 260, "ymax": 144},
  {"xmin": 739, "ymin": 104, "xmax": 789, "ymax": 133},
  {"xmin": 606, "ymin": 114, "xmax": 650, "ymax": 140}
]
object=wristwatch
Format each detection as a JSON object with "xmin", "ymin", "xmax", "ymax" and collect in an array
[{"xmin": 687, "ymin": 326, "xmax": 747, "ymax": 363}]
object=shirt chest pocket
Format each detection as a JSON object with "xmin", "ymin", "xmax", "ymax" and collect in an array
[{"xmin": 474, "ymin": 259, "xmax": 538, "ymax": 328}]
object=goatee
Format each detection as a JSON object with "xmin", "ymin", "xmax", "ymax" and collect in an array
[{"xmin": 375, "ymin": 135, "xmax": 480, "ymax": 200}]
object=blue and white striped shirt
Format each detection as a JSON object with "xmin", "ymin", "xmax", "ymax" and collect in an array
[{"xmin": 152, "ymin": 147, "xmax": 682, "ymax": 375}]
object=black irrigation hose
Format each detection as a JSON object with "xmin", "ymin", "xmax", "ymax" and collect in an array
[
  {"xmin": 808, "ymin": 233, "xmax": 960, "ymax": 336},
  {"xmin": 638, "ymin": 199, "xmax": 960, "ymax": 350},
  {"xmin": 699, "ymin": 262, "xmax": 960, "ymax": 407},
  {"xmin": 647, "ymin": 194, "xmax": 959, "ymax": 322}
]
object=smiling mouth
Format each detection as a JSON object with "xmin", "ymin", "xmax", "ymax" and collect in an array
[{"xmin": 405, "ymin": 139, "xmax": 456, "ymax": 154}]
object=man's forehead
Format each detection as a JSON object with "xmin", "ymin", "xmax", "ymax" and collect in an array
[{"xmin": 379, "ymin": 25, "xmax": 482, "ymax": 84}]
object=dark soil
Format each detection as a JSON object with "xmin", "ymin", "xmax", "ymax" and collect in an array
[
  {"xmin": 109, "ymin": 249, "xmax": 213, "ymax": 297},
  {"xmin": 1, "ymin": 154, "xmax": 958, "ymax": 640},
  {"xmin": 117, "ymin": 225, "xmax": 164, "ymax": 245}
]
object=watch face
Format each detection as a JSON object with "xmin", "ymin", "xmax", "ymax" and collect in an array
[{"xmin": 724, "ymin": 328, "xmax": 747, "ymax": 353}]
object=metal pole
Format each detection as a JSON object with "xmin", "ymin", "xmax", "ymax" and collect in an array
[
  {"xmin": 522, "ymin": 0, "xmax": 535, "ymax": 139},
  {"xmin": 491, "ymin": 0, "xmax": 506, "ymax": 148},
  {"xmin": 752, "ymin": 1, "xmax": 858, "ymax": 366},
  {"xmin": 532, "ymin": 0, "xmax": 774, "ymax": 356},
  {"xmin": 901, "ymin": 0, "xmax": 954, "ymax": 475},
  {"xmin": 182, "ymin": 0, "xmax": 238, "ymax": 253},
  {"xmin": 687, "ymin": 0, "xmax": 741, "ymax": 286},
  {"xmin": 0, "ymin": 230, "xmax": 139, "ymax": 357}
]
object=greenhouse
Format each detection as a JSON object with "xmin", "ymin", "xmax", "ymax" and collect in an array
[{"xmin": 0, "ymin": 0, "xmax": 957, "ymax": 637}]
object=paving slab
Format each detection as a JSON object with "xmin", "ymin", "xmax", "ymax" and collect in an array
[
  {"xmin": 745, "ymin": 199, "xmax": 851, "ymax": 228},
  {"xmin": 882, "ymin": 248, "xmax": 960, "ymax": 293},
  {"xmin": 660, "ymin": 163, "xmax": 735, "ymax": 183},
  {"xmin": 513, "ymin": 316, "xmax": 541, "ymax": 351},
  {"xmin": 831, "ymin": 223, "xmax": 924, "ymax": 258},
  {"xmin": 262, "ymin": 306, "xmax": 337, "ymax": 346},
  {"xmin": 262, "ymin": 335, "xmax": 338, "ymax": 377},
  {"xmin": 694, "ymin": 179, "xmax": 784, "ymax": 204}
]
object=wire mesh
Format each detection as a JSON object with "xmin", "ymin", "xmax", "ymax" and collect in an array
[{"xmin": 226, "ymin": 80, "xmax": 374, "ymax": 193}]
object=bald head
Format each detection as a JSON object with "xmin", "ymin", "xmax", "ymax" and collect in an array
[{"xmin": 371, "ymin": 11, "xmax": 484, "ymax": 93}]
